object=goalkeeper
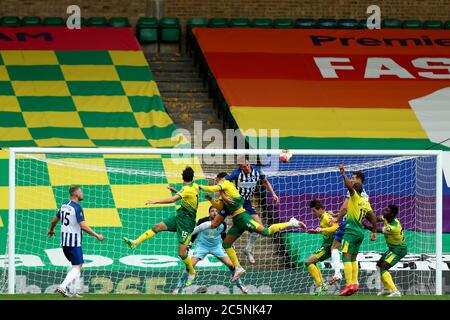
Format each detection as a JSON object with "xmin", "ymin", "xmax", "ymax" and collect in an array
[
  {"xmin": 194, "ymin": 172, "xmax": 306, "ymax": 282},
  {"xmin": 173, "ymin": 205, "xmax": 249, "ymax": 294}
]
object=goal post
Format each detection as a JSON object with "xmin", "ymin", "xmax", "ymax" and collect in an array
[{"xmin": 4, "ymin": 147, "xmax": 443, "ymax": 295}]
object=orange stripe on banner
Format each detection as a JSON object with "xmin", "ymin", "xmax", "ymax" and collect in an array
[
  {"xmin": 219, "ymin": 79, "xmax": 450, "ymax": 108},
  {"xmin": 193, "ymin": 28, "xmax": 450, "ymax": 55}
]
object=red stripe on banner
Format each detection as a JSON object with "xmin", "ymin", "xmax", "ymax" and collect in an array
[
  {"xmin": 194, "ymin": 28, "xmax": 450, "ymax": 55},
  {"xmin": 205, "ymin": 52, "xmax": 450, "ymax": 81},
  {"xmin": 0, "ymin": 27, "xmax": 141, "ymax": 50}
]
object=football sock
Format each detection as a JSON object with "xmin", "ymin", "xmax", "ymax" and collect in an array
[
  {"xmin": 134, "ymin": 229, "xmax": 156, "ymax": 245},
  {"xmin": 61, "ymin": 267, "xmax": 80, "ymax": 289},
  {"xmin": 307, "ymin": 263, "xmax": 322, "ymax": 287},
  {"xmin": 224, "ymin": 247, "xmax": 240, "ymax": 268},
  {"xmin": 331, "ymin": 249, "xmax": 342, "ymax": 276},
  {"xmin": 381, "ymin": 271, "xmax": 397, "ymax": 292},
  {"xmin": 268, "ymin": 222, "xmax": 290, "ymax": 235},
  {"xmin": 351, "ymin": 261, "xmax": 359, "ymax": 285}
]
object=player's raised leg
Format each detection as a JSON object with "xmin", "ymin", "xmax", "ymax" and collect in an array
[{"xmin": 124, "ymin": 222, "xmax": 167, "ymax": 249}]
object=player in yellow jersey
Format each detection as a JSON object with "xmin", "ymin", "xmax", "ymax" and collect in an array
[
  {"xmin": 364, "ymin": 204, "xmax": 407, "ymax": 297},
  {"xmin": 305, "ymin": 199, "xmax": 339, "ymax": 295},
  {"xmin": 334, "ymin": 162, "xmax": 377, "ymax": 296},
  {"xmin": 194, "ymin": 172, "xmax": 306, "ymax": 282},
  {"xmin": 123, "ymin": 167, "xmax": 199, "ymax": 286}
]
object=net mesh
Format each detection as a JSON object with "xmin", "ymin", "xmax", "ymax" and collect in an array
[{"xmin": 0, "ymin": 151, "xmax": 439, "ymax": 295}]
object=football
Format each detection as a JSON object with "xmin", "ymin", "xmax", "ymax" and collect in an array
[{"xmin": 279, "ymin": 149, "xmax": 293, "ymax": 162}]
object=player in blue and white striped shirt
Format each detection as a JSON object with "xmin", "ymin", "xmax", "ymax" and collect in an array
[
  {"xmin": 47, "ymin": 186, "xmax": 104, "ymax": 297},
  {"xmin": 226, "ymin": 158, "xmax": 279, "ymax": 264}
]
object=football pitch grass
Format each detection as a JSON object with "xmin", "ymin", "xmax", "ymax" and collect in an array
[{"xmin": 0, "ymin": 294, "xmax": 449, "ymax": 300}]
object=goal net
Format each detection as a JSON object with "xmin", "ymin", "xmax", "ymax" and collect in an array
[{"xmin": 1, "ymin": 148, "xmax": 443, "ymax": 295}]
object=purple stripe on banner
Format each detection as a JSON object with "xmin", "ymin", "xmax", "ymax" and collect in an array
[
  {"xmin": 267, "ymin": 193, "xmax": 439, "ymax": 233},
  {"xmin": 444, "ymin": 195, "xmax": 450, "ymax": 233}
]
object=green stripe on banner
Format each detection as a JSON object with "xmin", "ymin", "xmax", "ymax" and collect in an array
[
  {"xmin": 0, "ymin": 112, "xmax": 25, "ymax": 127},
  {"xmin": 6, "ymin": 66, "xmax": 64, "ymax": 81},
  {"xmin": 0, "ymin": 140, "xmax": 37, "ymax": 147},
  {"xmin": 16, "ymin": 159, "xmax": 51, "ymax": 186},
  {"xmin": 246, "ymin": 136, "xmax": 450, "ymax": 151},
  {"xmin": 105, "ymin": 158, "xmax": 167, "ymax": 184},
  {"xmin": 18, "ymin": 97, "xmax": 76, "ymax": 111},
  {"xmin": 55, "ymin": 51, "xmax": 113, "ymax": 65},
  {"xmin": 79, "ymin": 112, "xmax": 139, "ymax": 127},
  {"xmin": 0, "ymin": 81, "xmax": 14, "ymax": 95},
  {"xmin": 0, "ymin": 159, "xmax": 7, "ymax": 186},
  {"xmin": 28, "ymin": 127, "xmax": 89, "ymax": 139},
  {"xmin": 67, "ymin": 81, "xmax": 125, "ymax": 96},
  {"xmin": 116, "ymin": 66, "xmax": 153, "ymax": 81},
  {"xmin": 128, "ymin": 96, "xmax": 166, "ymax": 112},
  {"xmin": 92, "ymin": 139, "xmax": 151, "ymax": 147},
  {"xmin": 53, "ymin": 185, "xmax": 115, "ymax": 208},
  {"xmin": 141, "ymin": 124, "xmax": 177, "ymax": 140}
]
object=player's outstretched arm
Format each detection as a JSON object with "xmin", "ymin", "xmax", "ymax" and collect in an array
[
  {"xmin": 339, "ymin": 162, "xmax": 354, "ymax": 195},
  {"xmin": 167, "ymin": 185, "xmax": 179, "ymax": 193},
  {"xmin": 362, "ymin": 219, "xmax": 383, "ymax": 233},
  {"xmin": 366, "ymin": 210, "xmax": 377, "ymax": 241},
  {"xmin": 205, "ymin": 194, "xmax": 224, "ymax": 210},
  {"xmin": 146, "ymin": 194, "xmax": 181, "ymax": 205},
  {"xmin": 199, "ymin": 184, "xmax": 222, "ymax": 193},
  {"xmin": 47, "ymin": 216, "xmax": 59, "ymax": 238},
  {"xmin": 80, "ymin": 221, "xmax": 104, "ymax": 241},
  {"xmin": 262, "ymin": 178, "xmax": 279, "ymax": 203},
  {"xmin": 192, "ymin": 214, "xmax": 225, "ymax": 235}
]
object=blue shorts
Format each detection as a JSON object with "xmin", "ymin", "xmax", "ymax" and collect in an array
[
  {"xmin": 62, "ymin": 246, "xmax": 84, "ymax": 265},
  {"xmin": 243, "ymin": 199, "xmax": 257, "ymax": 215},
  {"xmin": 193, "ymin": 244, "xmax": 227, "ymax": 260},
  {"xmin": 334, "ymin": 219, "xmax": 346, "ymax": 242}
]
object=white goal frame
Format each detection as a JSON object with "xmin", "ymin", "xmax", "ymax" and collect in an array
[{"xmin": 7, "ymin": 147, "xmax": 443, "ymax": 295}]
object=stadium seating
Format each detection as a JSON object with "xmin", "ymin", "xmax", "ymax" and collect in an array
[
  {"xmin": 230, "ymin": 18, "xmax": 251, "ymax": 28},
  {"xmin": 423, "ymin": 20, "xmax": 443, "ymax": 29},
  {"xmin": 382, "ymin": 18, "xmax": 402, "ymax": 28},
  {"xmin": 294, "ymin": 18, "xmax": 316, "ymax": 28},
  {"xmin": 0, "ymin": 16, "xmax": 21, "ymax": 26},
  {"xmin": 316, "ymin": 18, "xmax": 337, "ymax": 28},
  {"xmin": 43, "ymin": 17, "xmax": 65, "ymax": 26},
  {"xmin": 186, "ymin": 17, "xmax": 208, "ymax": 53},
  {"xmin": 402, "ymin": 19, "xmax": 422, "ymax": 29},
  {"xmin": 337, "ymin": 18, "xmax": 358, "ymax": 29},
  {"xmin": 108, "ymin": 17, "xmax": 130, "ymax": 27},
  {"xmin": 251, "ymin": 18, "xmax": 273, "ymax": 28},
  {"xmin": 159, "ymin": 17, "xmax": 182, "ymax": 53},
  {"xmin": 87, "ymin": 16, "xmax": 108, "ymax": 27},
  {"xmin": 208, "ymin": 18, "xmax": 229, "ymax": 28},
  {"xmin": 22, "ymin": 16, "xmax": 42, "ymax": 26},
  {"xmin": 273, "ymin": 18, "xmax": 294, "ymax": 28},
  {"xmin": 136, "ymin": 17, "xmax": 159, "ymax": 43}
]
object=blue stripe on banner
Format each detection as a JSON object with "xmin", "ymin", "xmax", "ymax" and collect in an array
[{"xmin": 69, "ymin": 233, "xmax": 73, "ymax": 247}]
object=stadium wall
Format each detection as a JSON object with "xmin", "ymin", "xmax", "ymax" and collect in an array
[{"xmin": 0, "ymin": 0, "xmax": 448, "ymax": 26}]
